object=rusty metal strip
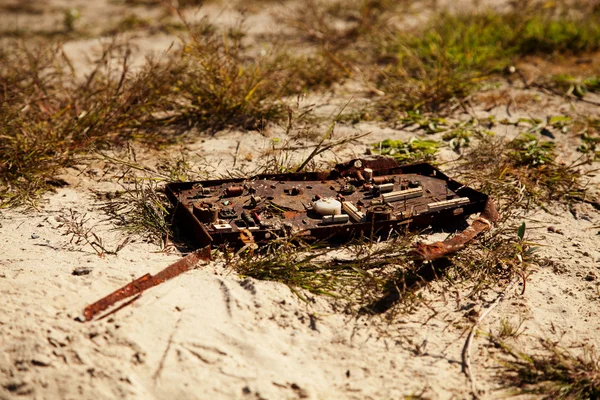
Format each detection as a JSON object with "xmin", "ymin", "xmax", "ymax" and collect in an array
[
  {"xmin": 410, "ymin": 198, "xmax": 499, "ymax": 261},
  {"xmin": 97, "ymin": 294, "xmax": 142, "ymax": 321},
  {"xmin": 83, "ymin": 246, "xmax": 211, "ymax": 321}
]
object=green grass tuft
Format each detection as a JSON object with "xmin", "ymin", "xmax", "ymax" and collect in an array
[
  {"xmin": 372, "ymin": 138, "xmax": 440, "ymax": 164},
  {"xmin": 372, "ymin": 3, "xmax": 600, "ymax": 116}
]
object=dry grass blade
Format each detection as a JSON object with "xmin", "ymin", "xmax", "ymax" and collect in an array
[{"xmin": 98, "ymin": 178, "xmax": 172, "ymax": 247}]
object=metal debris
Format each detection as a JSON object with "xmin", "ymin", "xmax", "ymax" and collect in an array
[
  {"xmin": 166, "ymin": 157, "xmax": 494, "ymax": 251},
  {"xmin": 83, "ymin": 246, "xmax": 211, "ymax": 321},
  {"xmin": 410, "ymin": 198, "xmax": 499, "ymax": 261},
  {"xmin": 83, "ymin": 157, "xmax": 498, "ymax": 321},
  {"xmin": 72, "ymin": 267, "xmax": 92, "ymax": 276}
]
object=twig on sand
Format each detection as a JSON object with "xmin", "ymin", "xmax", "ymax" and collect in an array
[{"xmin": 461, "ymin": 281, "xmax": 517, "ymax": 399}]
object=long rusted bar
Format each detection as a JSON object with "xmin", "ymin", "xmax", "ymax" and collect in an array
[
  {"xmin": 83, "ymin": 246, "xmax": 211, "ymax": 321},
  {"xmin": 410, "ymin": 198, "xmax": 499, "ymax": 261}
]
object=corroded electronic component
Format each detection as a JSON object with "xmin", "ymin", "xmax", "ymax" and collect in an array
[
  {"xmin": 342, "ymin": 201, "xmax": 365, "ymax": 222},
  {"xmin": 427, "ymin": 197, "xmax": 469, "ymax": 211},
  {"xmin": 193, "ymin": 202, "xmax": 219, "ymax": 223},
  {"xmin": 382, "ymin": 187, "xmax": 423, "ymax": 203},
  {"xmin": 166, "ymin": 158, "xmax": 494, "ymax": 249},
  {"xmin": 366, "ymin": 204, "xmax": 394, "ymax": 222},
  {"xmin": 322, "ymin": 214, "xmax": 350, "ymax": 225},
  {"xmin": 226, "ymin": 186, "xmax": 244, "ymax": 197}
]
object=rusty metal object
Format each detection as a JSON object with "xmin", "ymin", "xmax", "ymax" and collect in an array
[
  {"xmin": 372, "ymin": 176, "xmax": 395, "ymax": 185},
  {"xmin": 165, "ymin": 158, "xmax": 493, "ymax": 250},
  {"xmin": 193, "ymin": 202, "xmax": 218, "ymax": 223},
  {"xmin": 225, "ymin": 186, "xmax": 244, "ymax": 197},
  {"xmin": 366, "ymin": 204, "xmax": 393, "ymax": 222},
  {"xmin": 83, "ymin": 246, "xmax": 211, "ymax": 321},
  {"xmin": 83, "ymin": 158, "xmax": 497, "ymax": 322},
  {"xmin": 334, "ymin": 156, "xmax": 399, "ymax": 177},
  {"xmin": 410, "ymin": 198, "xmax": 499, "ymax": 261}
]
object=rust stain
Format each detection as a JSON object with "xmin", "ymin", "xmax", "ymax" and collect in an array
[{"xmin": 283, "ymin": 211, "xmax": 302, "ymax": 219}]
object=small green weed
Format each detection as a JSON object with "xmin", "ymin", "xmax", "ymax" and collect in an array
[
  {"xmin": 442, "ymin": 129, "xmax": 471, "ymax": 152},
  {"xmin": 509, "ymin": 134, "xmax": 556, "ymax": 166},
  {"xmin": 578, "ymin": 132, "xmax": 600, "ymax": 160},
  {"xmin": 372, "ymin": 138, "xmax": 440, "ymax": 164},
  {"xmin": 398, "ymin": 111, "xmax": 449, "ymax": 134},
  {"xmin": 553, "ymin": 74, "xmax": 600, "ymax": 98},
  {"xmin": 497, "ymin": 317, "xmax": 526, "ymax": 340}
]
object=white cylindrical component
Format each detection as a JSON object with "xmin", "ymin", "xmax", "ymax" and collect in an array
[
  {"xmin": 382, "ymin": 187, "xmax": 423, "ymax": 203},
  {"xmin": 373, "ymin": 183, "xmax": 394, "ymax": 194},
  {"xmin": 363, "ymin": 168, "xmax": 373, "ymax": 182},
  {"xmin": 313, "ymin": 198, "xmax": 342, "ymax": 216},
  {"xmin": 342, "ymin": 201, "xmax": 365, "ymax": 222},
  {"xmin": 427, "ymin": 197, "xmax": 470, "ymax": 211},
  {"xmin": 322, "ymin": 214, "xmax": 350, "ymax": 225}
]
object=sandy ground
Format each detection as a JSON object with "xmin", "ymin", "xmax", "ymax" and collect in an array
[{"xmin": 2, "ymin": 1, "xmax": 600, "ymax": 399}]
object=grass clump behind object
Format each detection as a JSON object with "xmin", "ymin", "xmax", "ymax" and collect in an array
[
  {"xmin": 0, "ymin": 20, "xmax": 344, "ymax": 206},
  {"xmin": 455, "ymin": 134, "xmax": 587, "ymax": 210},
  {"xmin": 373, "ymin": 3, "xmax": 600, "ymax": 116},
  {"xmin": 168, "ymin": 21, "xmax": 287, "ymax": 132}
]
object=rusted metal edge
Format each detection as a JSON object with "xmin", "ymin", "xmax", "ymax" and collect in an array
[
  {"xmin": 410, "ymin": 198, "xmax": 499, "ymax": 261},
  {"xmin": 83, "ymin": 246, "xmax": 212, "ymax": 321}
]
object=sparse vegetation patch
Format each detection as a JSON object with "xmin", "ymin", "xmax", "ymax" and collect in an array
[
  {"xmin": 455, "ymin": 134, "xmax": 588, "ymax": 210},
  {"xmin": 498, "ymin": 339, "xmax": 600, "ymax": 400},
  {"xmin": 371, "ymin": 2, "xmax": 600, "ymax": 116}
]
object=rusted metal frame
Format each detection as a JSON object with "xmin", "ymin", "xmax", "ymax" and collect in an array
[
  {"xmin": 165, "ymin": 160, "xmax": 491, "ymax": 250},
  {"xmin": 83, "ymin": 246, "xmax": 211, "ymax": 321}
]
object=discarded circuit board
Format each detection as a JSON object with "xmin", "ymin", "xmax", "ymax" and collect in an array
[
  {"xmin": 166, "ymin": 157, "xmax": 493, "ymax": 250},
  {"xmin": 83, "ymin": 157, "xmax": 499, "ymax": 321}
]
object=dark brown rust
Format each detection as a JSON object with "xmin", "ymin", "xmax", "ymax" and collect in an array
[
  {"xmin": 193, "ymin": 202, "xmax": 218, "ymax": 223},
  {"xmin": 334, "ymin": 156, "xmax": 399, "ymax": 177},
  {"xmin": 83, "ymin": 246, "xmax": 211, "ymax": 321},
  {"xmin": 372, "ymin": 176, "xmax": 394, "ymax": 185}
]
